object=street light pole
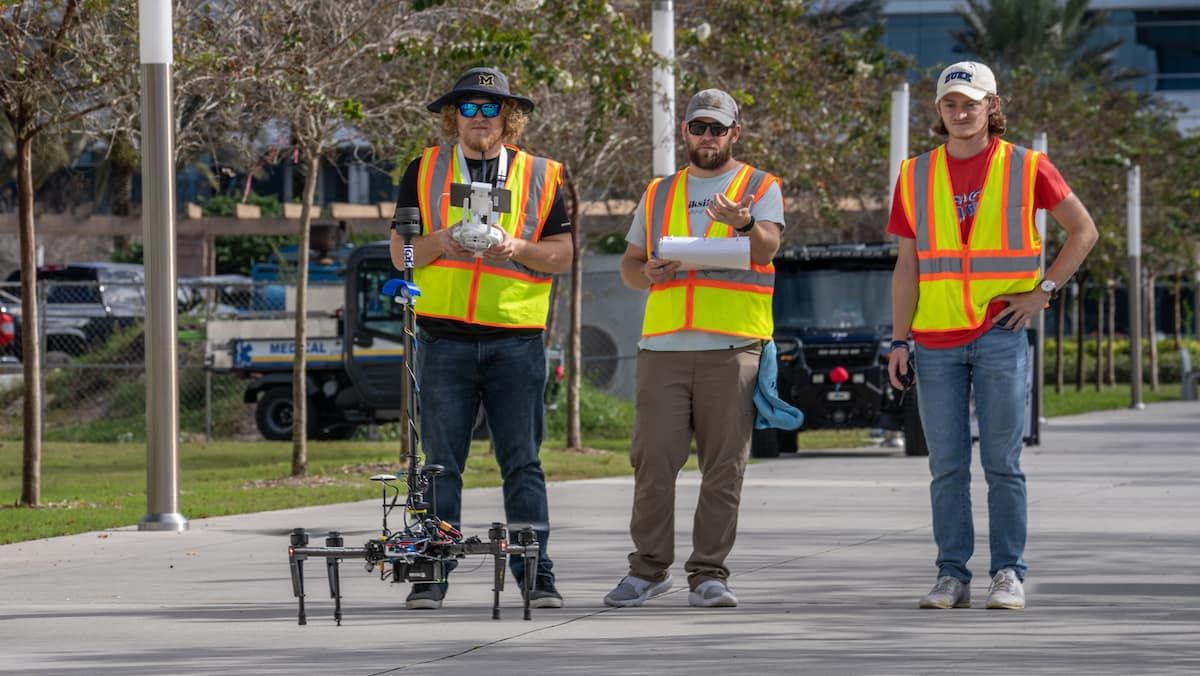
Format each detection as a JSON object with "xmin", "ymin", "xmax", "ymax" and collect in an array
[
  {"xmin": 888, "ymin": 83, "xmax": 909, "ymax": 211},
  {"xmin": 1033, "ymin": 132, "xmax": 1047, "ymax": 425},
  {"xmin": 1127, "ymin": 164, "xmax": 1144, "ymax": 411},
  {"xmin": 651, "ymin": 0, "xmax": 675, "ymax": 177},
  {"xmin": 138, "ymin": 0, "xmax": 187, "ymax": 531}
]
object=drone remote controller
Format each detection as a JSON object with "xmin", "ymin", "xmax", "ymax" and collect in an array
[{"xmin": 451, "ymin": 181, "xmax": 506, "ymax": 255}]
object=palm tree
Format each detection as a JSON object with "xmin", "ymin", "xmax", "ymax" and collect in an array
[{"xmin": 953, "ymin": 0, "xmax": 1131, "ymax": 81}]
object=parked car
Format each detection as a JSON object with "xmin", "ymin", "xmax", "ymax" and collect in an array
[{"xmin": 4, "ymin": 263, "xmax": 147, "ymax": 362}]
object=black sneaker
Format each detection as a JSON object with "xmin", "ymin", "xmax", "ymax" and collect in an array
[
  {"xmin": 405, "ymin": 583, "xmax": 446, "ymax": 610},
  {"xmin": 522, "ymin": 576, "xmax": 564, "ymax": 609}
]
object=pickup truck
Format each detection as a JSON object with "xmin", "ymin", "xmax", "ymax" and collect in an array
[{"xmin": 208, "ymin": 244, "xmax": 405, "ymax": 440}]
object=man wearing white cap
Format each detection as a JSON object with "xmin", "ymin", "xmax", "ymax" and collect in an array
[
  {"xmin": 603, "ymin": 89, "xmax": 785, "ymax": 609},
  {"xmin": 886, "ymin": 62, "xmax": 1098, "ymax": 610}
]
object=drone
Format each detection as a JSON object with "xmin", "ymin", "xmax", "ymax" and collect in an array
[{"xmin": 286, "ymin": 206, "xmax": 539, "ymax": 626}]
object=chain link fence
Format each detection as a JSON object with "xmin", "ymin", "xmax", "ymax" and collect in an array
[{"xmin": 0, "ymin": 258, "xmax": 644, "ymax": 443}]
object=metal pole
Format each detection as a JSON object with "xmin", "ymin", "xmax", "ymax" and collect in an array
[
  {"xmin": 1033, "ymin": 132, "xmax": 1047, "ymax": 424},
  {"xmin": 651, "ymin": 0, "xmax": 675, "ymax": 177},
  {"xmin": 888, "ymin": 83, "xmax": 909, "ymax": 211},
  {"xmin": 138, "ymin": 0, "xmax": 187, "ymax": 531},
  {"xmin": 1127, "ymin": 164, "xmax": 1144, "ymax": 410}
]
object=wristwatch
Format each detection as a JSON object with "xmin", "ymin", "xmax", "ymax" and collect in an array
[
  {"xmin": 890, "ymin": 339, "xmax": 910, "ymax": 353},
  {"xmin": 1039, "ymin": 279, "xmax": 1058, "ymax": 296},
  {"xmin": 734, "ymin": 215, "xmax": 755, "ymax": 233}
]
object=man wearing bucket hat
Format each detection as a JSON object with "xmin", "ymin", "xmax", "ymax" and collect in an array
[
  {"xmin": 389, "ymin": 67, "xmax": 572, "ymax": 610},
  {"xmin": 603, "ymin": 88, "xmax": 784, "ymax": 609},
  {"xmin": 886, "ymin": 61, "xmax": 1097, "ymax": 610}
]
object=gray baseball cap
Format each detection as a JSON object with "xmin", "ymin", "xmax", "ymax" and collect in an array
[{"xmin": 685, "ymin": 89, "xmax": 738, "ymax": 126}]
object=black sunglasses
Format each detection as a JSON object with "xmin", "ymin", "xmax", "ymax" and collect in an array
[
  {"xmin": 687, "ymin": 121, "xmax": 733, "ymax": 137},
  {"xmin": 458, "ymin": 101, "xmax": 501, "ymax": 118}
]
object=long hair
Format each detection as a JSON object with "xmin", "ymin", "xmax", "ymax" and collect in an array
[
  {"xmin": 439, "ymin": 98, "xmax": 528, "ymax": 144},
  {"xmin": 931, "ymin": 96, "xmax": 1007, "ymax": 136}
]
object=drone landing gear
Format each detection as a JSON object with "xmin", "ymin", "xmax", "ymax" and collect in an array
[{"xmin": 287, "ymin": 524, "xmax": 539, "ymax": 625}]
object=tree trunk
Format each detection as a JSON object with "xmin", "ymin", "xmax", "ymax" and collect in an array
[
  {"xmin": 17, "ymin": 133, "xmax": 42, "ymax": 507},
  {"xmin": 291, "ymin": 155, "xmax": 318, "ymax": 476},
  {"xmin": 1173, "ymin": 277, "xmax": 1183, "ymax": 352},
  {"xmin": 1054, "ymin": 291, "xmax": 1065, "ymax": 393},
  {"xmin": 1074, "ymin": 279, "xmax": 1086, "ymax": 390},
  {"xmin": 1147, "ymin": 274, "xmax": 1159, "ymax": 391},
  {"xmin": 1106, "ymin": 284, "xmax": 1116, "ymax": 386},
  {"xmin": 1094, "ymin": 287, "xmax": 1104, "ymax": 391},
  {"xmin": 564, "ymin": 166, "xmax": 583, "ymax": 451}
]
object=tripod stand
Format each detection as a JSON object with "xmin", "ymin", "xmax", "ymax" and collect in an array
[{"xmin": 285, "ymin": 207, "xmax": 538, "ymax": 625}]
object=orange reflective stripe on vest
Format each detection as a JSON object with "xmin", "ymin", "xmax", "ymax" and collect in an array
[
  {"xmin": 414, "ymin": 144, "xmax": 560, "ymax": 329},
  {"xmin": 641, "ymin": 163, "xmax": 777, "ymax": 340},
  {"xmin": 902, "ymin": 140, "xmax": 1042, "ymax": 333}
]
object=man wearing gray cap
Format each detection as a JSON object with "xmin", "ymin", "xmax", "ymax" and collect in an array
[
  {"xmin": 389, "ymin": 66, "xmax": 573, "ymax": 611},
  {"xmin": 887, "ymin": 61, "xmax": 1097, "ymax": 610},
  {"xmin": 604, "ymin": 88, "xmax": 785, "ymax": 609}
]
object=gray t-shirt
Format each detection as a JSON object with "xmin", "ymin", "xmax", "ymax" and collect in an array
[{"xmin": 625, "ymin": 163, "xmax": 786, "ymax": 351}]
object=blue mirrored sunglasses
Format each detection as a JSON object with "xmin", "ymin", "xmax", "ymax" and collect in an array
[{"xmin": 458, "ymin": 102, "xmax": 501, "ymax": 118}]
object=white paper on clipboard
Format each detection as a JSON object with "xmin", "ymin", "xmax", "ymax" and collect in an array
[{"xmin": 658, "ymin": 236, "xmax": 750, "ymax": 271}]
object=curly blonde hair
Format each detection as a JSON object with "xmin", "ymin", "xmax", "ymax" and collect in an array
[{"xmin": 439, "ymin": 98, "xmax": 528, "ymax": 144}]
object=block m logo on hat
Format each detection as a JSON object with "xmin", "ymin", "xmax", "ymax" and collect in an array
[{"xmin": 478, "ymin": 73, "xmax": 495, "ymax": 87}]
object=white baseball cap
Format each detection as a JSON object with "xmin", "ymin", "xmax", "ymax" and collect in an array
[{"xmin": 935, "ymin": 61, "xmax": 997, "ymax": 103}]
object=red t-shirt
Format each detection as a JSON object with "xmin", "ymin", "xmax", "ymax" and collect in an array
[{"xmin": 887, "ymin": 136, "xmax": 1072, "ymax": 348}]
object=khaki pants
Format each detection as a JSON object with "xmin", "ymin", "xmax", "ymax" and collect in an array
[{"xmin": 627, "ymin": 344, "xmax": 760, "ymax": 589}]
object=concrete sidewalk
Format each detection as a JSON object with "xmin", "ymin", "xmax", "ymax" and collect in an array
[{"xmin": 2, "ymin": 402, "xmax": 1198, "ymax": 675}]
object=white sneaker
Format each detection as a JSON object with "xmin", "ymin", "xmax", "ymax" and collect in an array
[
  {"xmin": 688, "ymin": 579, "xmax": 738, "ymax": 607},
  {"xmin": 986, "ymin": 568, "xmax": 1025, "ymax": 609},
  {"xmin": 919, "ymin": 576, "xmax": 970, "ymax": 609},
  {"xmin": 603, "ymin": 574, "xmax": 673, "ymax": 607}
]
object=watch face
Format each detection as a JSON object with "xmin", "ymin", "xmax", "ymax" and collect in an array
[{"xmin": 1041, "ymin": 280, "xmax": 1056, "ymax": 293}]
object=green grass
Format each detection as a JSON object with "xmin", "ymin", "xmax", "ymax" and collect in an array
[
  {"xmin": 1043, "ymin": 383, "xmax": 1181, "ymax": 418},
  {"xmin": 0, "ymin": 439, "xmax": 659, "ymax": 544}
]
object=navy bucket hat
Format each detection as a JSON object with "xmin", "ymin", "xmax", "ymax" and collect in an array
[{"xmin": 426, "ymin": 67, "xmax": 535, "ymax": 113}]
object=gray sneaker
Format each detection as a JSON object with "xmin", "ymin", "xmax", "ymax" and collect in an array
[
  {"xmin": 603, "ymin": 574, "xmax": 673, "ymax": 607},
  {"xmin": 986, "ymin": 568, "xmax": 1025, "ymax": 609},
  {"xmin": 688, "ymin": 579, "xmax": 738, "ymax": 607},
  {"xmin": 919, "ymin": 576, "xmax": 970, "ymax": 609}
]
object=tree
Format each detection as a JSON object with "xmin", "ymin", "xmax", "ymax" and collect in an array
[
  {"xmin": 0, "ymin": 0, "xmax": 131, "ymax": 505},
  {"xmin": 212, "ymin": 0, "xmax": 425, "ymax": 475},
  {"xmin": 673, "ymin": 0, "xmax": 909, "ymax": 241},
  {"xmin": 954, "ymin": 0, "xmax": 1129, "ymax": 82}
]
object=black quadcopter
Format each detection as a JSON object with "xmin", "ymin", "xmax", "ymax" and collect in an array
[{"xmin": 286, "ymin": 205, "xmax": 539, "ymax": 626}]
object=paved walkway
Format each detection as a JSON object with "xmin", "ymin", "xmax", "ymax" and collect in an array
[{"xmin": 2, "ymin": 402, "xmax": 1198, "ymax": 675}]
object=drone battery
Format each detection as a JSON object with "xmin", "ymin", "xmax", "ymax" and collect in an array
[{"xmin": 391, "ymin": 559, "xmax": 444, "ymax": 583}]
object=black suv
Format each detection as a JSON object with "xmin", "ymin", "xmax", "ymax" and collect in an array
[{"xmin": 752, "ymin": 242, "xmax": 928, "ymax": 458}]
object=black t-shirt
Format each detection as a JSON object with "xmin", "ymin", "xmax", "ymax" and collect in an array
[{"xmin": 394, "ymin": 152, "xmax": 572, "ymax": 341}]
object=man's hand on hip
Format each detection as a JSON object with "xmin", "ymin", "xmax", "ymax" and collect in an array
[{"xmin": 993, "ymin": 289, "xmax": 1050, "ymax": 332}]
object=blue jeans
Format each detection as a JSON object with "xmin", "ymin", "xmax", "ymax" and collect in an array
[
  {"xmin": 415, "ymin": 328, "xmax": 553, "ymax": 584},
  {"xmin": 914, "ymin": 323, "xmax": 1029, "ymax": 583}
]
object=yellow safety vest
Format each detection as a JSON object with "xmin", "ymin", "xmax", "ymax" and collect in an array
[
  {"xmin": 414, "ymin": 144, "xmax": 562, "ymax": 329},
  {"xmin": 897, "ymin": 140, "xmax": 1043, "ymax": 333},
  {"xmin": 641, "ymin": 163, "xmax": 779, "ymax": 340}
]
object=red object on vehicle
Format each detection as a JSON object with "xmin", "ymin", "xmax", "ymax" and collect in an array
[
  {"xmin": 0, "ymin": 312, "xmax": 14, "ymax": 348},
  {"xmin": 829, "ymin": 365, "xmax": 849, "ymax": 385},
  {"xmin": 554, "ymin": 364, "xmax": 565, "ymax": 382}
]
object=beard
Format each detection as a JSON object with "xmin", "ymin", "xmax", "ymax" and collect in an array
[
  {"xmin": 459, "ymin": 125, "xmax": 504, "ymax": 156},
  {"xmin": 688, "ymin": 142, "xmax": 731, "ymax": 170}
]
